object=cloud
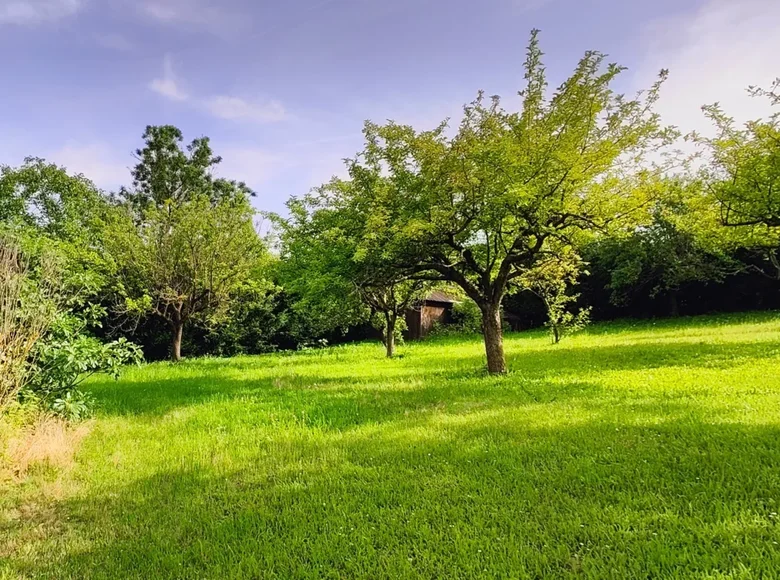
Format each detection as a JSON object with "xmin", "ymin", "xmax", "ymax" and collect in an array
[
  {"xmin": 49, "ymin": 143, "xmax": 130, "ymax": 191},
  {"xmin": 633, "ymin": 0, "xmax": 780, "ymax": 135},
  {"xmin": 138, "ymin": 0, "xmax": 246, "ymax": 36},
  {"xmin": 147, "ymin": 56, "xmax": 289, "ymax": 124},
  {"xmin": 149, "ymin": 55, "xmax": 188, "ymax": 101},
  {"xmin": 204, "ymin": 96, "xmax": 289, "ymax": 124},
  {"xmin": 0, "ymin": 0, "xmax": 82, "ymax": 25}
]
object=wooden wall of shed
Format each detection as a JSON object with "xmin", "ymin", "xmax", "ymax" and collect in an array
[
  {"xmin": 421, "ymin": 304, "xmax": 448, "ymax": 336},
  {"xmin": 405, "ymin": 302, "xmax": 452, "ymax": 340}
]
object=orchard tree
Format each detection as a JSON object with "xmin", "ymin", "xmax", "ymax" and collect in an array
[
  {"xmin": 517, "ymin": 249, "xmax": 591, "ymax": 344},
  {"xmin": 696, "ymin": 80, "xmax": 780, "ymax": 276},
  {"xmin": 109, "ymin": 126, "xmax": 265, "ymax": 361},
  {"xmin": 275, "ymin": 181, "xmax": 429, "ymax": 358},
  {"xmin": 345, "ymin": 30, "xmax": 675, "ymax": 373}
]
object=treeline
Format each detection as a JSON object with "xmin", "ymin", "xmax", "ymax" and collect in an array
[{"xmin": 2, "ymin": 31, "xmax": 779, "ymax": 416}]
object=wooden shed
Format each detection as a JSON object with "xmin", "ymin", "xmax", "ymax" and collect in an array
[{"xmin": 405, "ymin": 291, "xmax": 458, "ymax": 340}]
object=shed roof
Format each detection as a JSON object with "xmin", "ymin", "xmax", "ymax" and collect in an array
[{"xmin": 425, "ymin": 291, "xmax": 458, "ymax": 304}]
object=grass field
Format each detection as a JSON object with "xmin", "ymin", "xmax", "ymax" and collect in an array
[{"xmin": 3, "ymin": 313, "xmax": 780, "ymax": 578}]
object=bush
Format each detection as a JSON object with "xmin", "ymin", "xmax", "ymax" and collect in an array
[
  {"xmin": 0, "ymin": 237, "xmax": 61, "ymax": 410},
  {"xmin": 23, "ymin": 314, "xmax": 143, "ymax": 418}
]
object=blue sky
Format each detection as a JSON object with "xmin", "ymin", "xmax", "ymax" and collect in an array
[{"xmin": 2, "ymin": 0, "xmax": 779, "ymax": 214}]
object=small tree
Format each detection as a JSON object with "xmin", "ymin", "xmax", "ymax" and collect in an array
[
  {"xmin": 359, "ymin": 280, "xmax": 427, "ymax": 357},
  {"xmin": 274, "ymin": 187, "xmax": 429, "ymax": 358},
  {"xmin": 517, "ymin": 251, "xmax": 590, "ymax": 344}
]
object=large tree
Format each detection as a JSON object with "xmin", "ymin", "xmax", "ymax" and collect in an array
[
  {"xmin": 108, "ymin": 126, "xmax": 265, "ymax": 361},
  {"xmin": 340, "ymin": 31, "xmax": 674, "ymax": 373},
  {"xmin": 696, "ymin": 80, "xmax": 780, "ymax": 277}
]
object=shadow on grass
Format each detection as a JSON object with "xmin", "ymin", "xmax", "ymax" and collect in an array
[
  {"xmin": 6, "ymin": 416, "xmax": 780, "ymax": 579},
  {"xmin": 87, "ymin": 336, "xmax": 780, "ymax": 423}
]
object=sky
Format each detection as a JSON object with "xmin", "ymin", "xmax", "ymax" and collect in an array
[{"xmin": 1, "ymin": 0, "xmax": 779, "ymax": 214}]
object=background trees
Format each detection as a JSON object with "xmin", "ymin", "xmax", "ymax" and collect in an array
[
  {"xmin": 275, "ymin": 177, "xmax": 430, "ymax": 358},
  {"xmin": 3, "ymin": 34, "xmax": 780, "ymax": 402}
]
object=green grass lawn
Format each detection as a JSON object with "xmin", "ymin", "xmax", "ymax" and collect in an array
[{"xmin": 3, "ymin": 313, "xmax": 780, "ymax": 579}]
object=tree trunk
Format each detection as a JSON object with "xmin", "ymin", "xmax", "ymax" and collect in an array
[
  {"xmin": 171, "ymin": 321, "xmax": 184, "ymax": 362},
  {"xmin": 385, "ymin": 313, "xmax": 396, "ymax": 358},
  {"xmin": 668, "ymin": 291, "xmax": 680, "ymax": 318},
  {"xmin": 481, "ymin": 304, "xmax": 507, "ymax": 374}
]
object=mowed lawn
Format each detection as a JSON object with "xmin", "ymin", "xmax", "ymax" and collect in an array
[{"xmin": 4, "ymin": 313, "xmax": 780, "ymax": 579}]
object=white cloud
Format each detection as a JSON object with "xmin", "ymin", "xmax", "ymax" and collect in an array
[
  {"xmin": 138, "ymin": 0, "xmax": 245, "ymax": 36},
  {"xmin": 633, "ymin": 0, "xmax": 780, "ymax": 136},
  {"xmin": 0, "ymin": 0, "xmax": 82, "ymax": 25},
  {"xmin": 149, "ymin": 54, "xmax": 188, "ymax": 101},
  {"xmin": 147, "ymin": 56, "xmax": 289, "ymax": 125},
  {"xmin": 204, "ymin": 96, "xmax": 288, "ymax": 124},
  {"xmin": 49, "ymin": 143, "xmax": 130, "ymax": 191}
]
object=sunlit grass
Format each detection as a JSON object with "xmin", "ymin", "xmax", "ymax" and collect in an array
[{"xmin": 3, "ymin": 312, "xmax": 780, "ymax": 578}]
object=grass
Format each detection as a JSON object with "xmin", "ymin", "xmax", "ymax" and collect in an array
[{"xmin": 3, "ymin": 312, "xmax": 780, "ymax": 579}]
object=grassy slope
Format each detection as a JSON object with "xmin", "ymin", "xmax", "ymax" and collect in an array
[{"xmin": 3, "ymin": 313, "xmax": 780, "ymax": 579}]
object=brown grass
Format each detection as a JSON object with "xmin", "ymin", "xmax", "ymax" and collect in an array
[{"xmin": 1, "ymin": 416, "xmax": 91, "ymax": 480}]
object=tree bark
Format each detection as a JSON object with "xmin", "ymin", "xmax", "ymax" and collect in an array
[
  {"xmin": 171, "ymin": 321, "xmax": 184, "ymax": 362},
  {"xmin": 481, "ymin": 304, "xmax": 507, "ymax": 374},
  {"xmin": 668, "ymin": 291, "xmax": 680, "ymax": 318},
  {"xmin": 385, "ymin": 313, "xmax": 396, "ymax": 358}
]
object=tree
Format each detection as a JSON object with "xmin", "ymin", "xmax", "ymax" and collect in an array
[
  {"xmin": 340, "ymin": 31, "xmax": 674, "ymax": 373},
  {"xmin": 517, "ymin": 249, "xmax": 590, "ymax": 344},
  {"xmin": 696, "ymin": 80, "xmax": 780, "ymax": 277},
  {"xmin": 359, "ymin": 280, "xmax": 428, "ymax": 358},
  {"xmin": 109, "ymin": 126, "xmax": 266, "ymax": 361},
  {"xmin": 587, "ymin": 180, "xmax": 736, "ymax": 316},
  {"xmin": 0, "ymin": 158, "xmax": 115, "ymax": 303},
  {"xmin": 275, "ymin": 183, "xmax": 429, "ymax": 358}
]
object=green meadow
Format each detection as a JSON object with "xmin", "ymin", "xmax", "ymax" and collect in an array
[{"xmin": 3, "ymin": 312, "xmax": 780, "ymax": 579}]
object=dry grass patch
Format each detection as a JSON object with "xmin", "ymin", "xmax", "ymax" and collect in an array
[{"xmin": 1, "ymin": 416, "xmax": 91, "ymax": 480}]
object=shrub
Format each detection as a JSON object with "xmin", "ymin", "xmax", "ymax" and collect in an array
[
  {"xmin": 0, "ymin": 238, "xmax": 60, "ymax": 410},
  {"xmin": 23, "ymin": 315, "xmax": 143, "ymax": 418}
]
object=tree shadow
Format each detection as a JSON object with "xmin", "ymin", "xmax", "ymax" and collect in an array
[
  {"xmin": 6, "ymin": 416, "xmax": 780, "ymax": 578},
  {"xmin": 86, "ymin": 335, "xmax": 780, "ymax": 424}
]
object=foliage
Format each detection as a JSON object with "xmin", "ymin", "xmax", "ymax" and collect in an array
[
  {"xmin": 338, "ymin": 30, "xmax": 675, "ymax": 372},
  {"xmin": 517, "ymin": 250, "xmax": 591, "ymax": 343},
  {"xmin": 0, "ymin": 159, "xmax": 115, "ymax": 304},
  {"xmin": 24, "ymin": 313, "xmax": 142, "ymax": 416},
  {"xmin": 120, "ymin": 125, "xmax": 241, "ymax": 212},
  {"xmin": 695, "ymin": 80, "xmax": 780, "ymax": 275},
  {"xmin": 198, "ymin": 275, "xmax": 285, "ymax": 357},
  {"xmin": 274, "ymin": 183, "xmax": 430, "ymax": 358},
  {"xmin": 50, "ymin": 390, "xmax": 96, "ymax": 422},
  {"xmin": 586, "ymin": 182, "xmax": 736, "ymax": 314},
  {"xmin": 0, "ymin": 237, "xmax": 61, "ymax": 410},
  {"xmin": 4, "ymin": 314, "xmax": 780, "ymax": 577},
  {"xmin": 108, "ymin": 126, "xmax": 267, "ymax": 361}
]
